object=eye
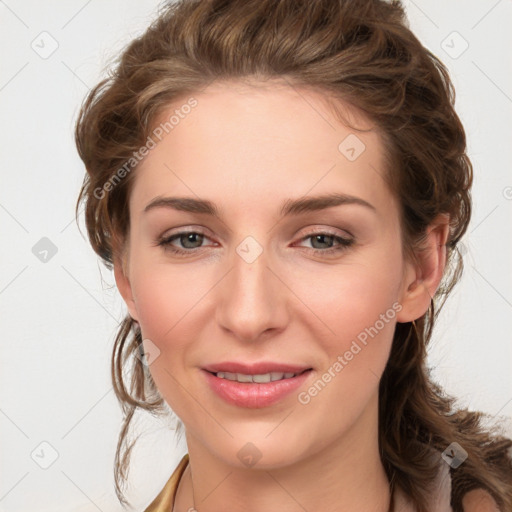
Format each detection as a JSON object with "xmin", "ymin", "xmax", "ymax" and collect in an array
[
  {"xmin": 296, "ymin": 230, "xmax": 354, "ymax": 255},
  {"xmin": 155, "ymin": 228, "xmax": 355, "ymax": 257},
  {"xmin": 156, "ymin": 229, "xmax": 214, "ymax": 255}
]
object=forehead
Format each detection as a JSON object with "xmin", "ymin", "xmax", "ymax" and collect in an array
[{"xmin": 130, "ymin": 80, "xmax": 393, "ymax": 218}]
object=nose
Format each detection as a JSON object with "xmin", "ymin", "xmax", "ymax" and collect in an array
[{"xmin": 215, "ymin": 242, "xmax": 289, "ymax": 343}]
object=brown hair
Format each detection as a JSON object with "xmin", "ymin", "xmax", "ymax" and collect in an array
[{"xmin": 74, "ymin": 0, "xmax": 512, "ymax": 510}]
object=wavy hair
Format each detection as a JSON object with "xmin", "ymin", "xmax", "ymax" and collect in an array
[{"xmin": 74, "ymin": 0, "xmax": 512, "ymax": 510}]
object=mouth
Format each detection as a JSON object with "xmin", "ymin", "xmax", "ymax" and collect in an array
[
  {"xmin": 205, "ymin": 368, "xmax": 311, "ymax": 383},
  {"xmin": 202, "ymin": 365, "xmax": 314, "ymax": 408},
  {"xmin": 202, "ymin": 361, "xmax": 312, "ymax": 375}
]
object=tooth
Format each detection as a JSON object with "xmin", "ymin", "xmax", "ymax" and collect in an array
[
  {"xmin": 253, "ymin": 373, "xmax": 271, "ymax": 383},
  {"xmin": 215, "ymin": 371, "xmax": 299, "ymax": 382},
  {"xmin": 236, "ymin": 373, "xmax": 253, "ymax": 383}
]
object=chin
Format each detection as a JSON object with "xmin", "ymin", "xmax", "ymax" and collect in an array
[{"xmin": 198, "ymin": 427, "xmax": 315, "ymax": 470}]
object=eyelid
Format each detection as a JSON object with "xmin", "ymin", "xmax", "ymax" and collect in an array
[
  {"xmin": 297, "ymin": 225, "xmax": 354, "ymax": 239},
  {"xmin": 157, "ymin": 225, "xmax": 214, "ymax": 240}
]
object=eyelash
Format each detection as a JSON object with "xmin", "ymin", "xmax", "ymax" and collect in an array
[{"xmin": 156, "ymin": 229, "xmax": 354, "ymax": 257}]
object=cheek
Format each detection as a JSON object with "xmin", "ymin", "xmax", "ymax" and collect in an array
[
  {"xmin": 130, "ymin": 259, "xmax": 205, "ymax": 412},
  {"xmin": 133, "ymin": 274, "xmax": 202, "ymax": 343},
  {"xmin": 128, "ymin": 247, "xmax": 210, "ymax": 351},
  {"xmin": 293, "ymin": 257, "xmax": 403, "ymax": 433},
  {"xmin": 291, "ymin": 247, "xmax": 404, "ymax": 410},
  {"xmin": 297, "ymin": 252, "xmax": 403, "ymax": 344}
]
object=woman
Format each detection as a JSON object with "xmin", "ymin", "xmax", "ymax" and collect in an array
[{"xmin": 74, "ymin": 0, "xmax": 512, "ymax": 510}]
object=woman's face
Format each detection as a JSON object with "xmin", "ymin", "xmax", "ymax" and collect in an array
[{"xmin": 116, "ymin": 80, "xmax": 419, "ymax": 468}]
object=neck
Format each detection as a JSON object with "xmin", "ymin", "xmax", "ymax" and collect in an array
[{"xmin": 173, "ymin": 391, "xmax": 392, "ymax": 512}]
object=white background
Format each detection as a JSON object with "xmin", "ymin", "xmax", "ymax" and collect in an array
[{"xmin": 1, "ymin": 1, "xmax": 511, "ymax": 511}]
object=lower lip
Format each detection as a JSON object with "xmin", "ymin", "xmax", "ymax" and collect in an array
[{"xmin": 203, "ymin": 369, "xmax": 313, "ymax": 408}]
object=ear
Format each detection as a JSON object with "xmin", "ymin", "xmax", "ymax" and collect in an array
[
  {"xmin": 396, "ymin": 214, "xmax": 450, "ymax": 323},
  {"xmin": 113, "ymin": 254, "xmax": 139, "ymax": 322}
]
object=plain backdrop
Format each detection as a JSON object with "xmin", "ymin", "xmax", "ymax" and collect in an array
[{"xmin": 1, "ymin": 1, "xmax": 511, "ymax": 511}]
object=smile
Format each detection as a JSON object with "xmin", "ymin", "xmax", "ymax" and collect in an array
[{"xmin": 203, "ymin": 368, "xmax": 313, "ymax": 408}]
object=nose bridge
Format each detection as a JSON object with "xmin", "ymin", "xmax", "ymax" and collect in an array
[{"xmin": 216, "ymin": 234, "xmax": 286, "ymax": 341}]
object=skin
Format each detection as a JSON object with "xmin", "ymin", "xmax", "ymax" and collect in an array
[
  {"xmin": 462, "ymin": 489, "xmax": 501, "ymax": 512},
  {"xmin": 114, "ymin": 79, "xmax": 451, "ymax": 511}
]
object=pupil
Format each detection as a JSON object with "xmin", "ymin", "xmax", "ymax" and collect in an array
[
  {"xmin": 313, "ymin": 234, "xmax": 332, "ymax": 249},
  {"xmin": 183, "ymin": 233, "xmax": 202, "ymax": 248}
]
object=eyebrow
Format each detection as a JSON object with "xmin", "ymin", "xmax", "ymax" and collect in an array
[{"xmin": 143, "ymin": 192, "xmax": 376, "ymax": 218}]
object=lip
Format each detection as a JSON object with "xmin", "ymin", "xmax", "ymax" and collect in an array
[
  {"xmin": 202, "ymin": 361, "xmax": 312, "ymax": 374},
  {"xmin": 202, "ymin": 367, "xmax": 313, "ymax": 408}
]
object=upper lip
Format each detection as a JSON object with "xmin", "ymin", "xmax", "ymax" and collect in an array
[{"xmin": 203, "ymin": 361, "xmax": 312, "ymax": 375}]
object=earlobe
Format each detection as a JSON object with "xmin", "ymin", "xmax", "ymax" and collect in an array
[
  {"xmin": 396, "ymin": 214, "xmax": 450, "ymax": 323},
  {"xmin": 113, "ymin": 256, "xmax": 139, "ymax": 322}
]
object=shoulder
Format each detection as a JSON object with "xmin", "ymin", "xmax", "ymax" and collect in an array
[
  {"xmin": 394, "ymin": 446, "xmax": 504, "ymax": 512},
  {"xmin": 462, "ymin": 489, "xmax": 501, "ymax": 512}
]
